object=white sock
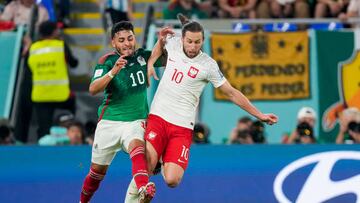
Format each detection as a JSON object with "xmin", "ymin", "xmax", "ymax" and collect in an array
[{"xmin": 124, "ymin": 178, "xmax": 139, "ymax": 203}]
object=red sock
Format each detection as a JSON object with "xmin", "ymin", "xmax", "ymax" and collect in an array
[
  {"xmin": 130, "ymin": 146, "xmax": 149, "ymax": 189},
  {"xmin": 80, "ymin": 167, "xmax": 105, "ymax": 203}
]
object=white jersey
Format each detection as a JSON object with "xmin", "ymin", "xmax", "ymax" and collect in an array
[{"xmin": 150, "ymin": 36, "xmax": 226, "ymax": 129}]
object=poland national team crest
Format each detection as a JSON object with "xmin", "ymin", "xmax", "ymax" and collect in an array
[
  {"xmin": 188, "ymin": 66, "xmax": 199, "ymax": 78},
  {"xmin": 148, "ymin": 131, "xmax": 157, "ymax": 140}
]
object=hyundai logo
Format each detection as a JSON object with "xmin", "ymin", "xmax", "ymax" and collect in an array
[{"xmin": 274, "ymin": 151, "xmax": 360, "ymax": 203}]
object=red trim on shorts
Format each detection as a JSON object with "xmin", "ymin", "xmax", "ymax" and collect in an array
[{"xmin": 98, "ymin": 93, "xmax": 111, "ymax": 122}]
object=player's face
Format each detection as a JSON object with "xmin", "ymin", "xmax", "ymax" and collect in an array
[
  {"xmin": 182, "ymin": 31, "xmax": 203, "ymax": 58},
  {"xmin": 112, "ymin": 30, "xmax": 136, "ymax": 56}
]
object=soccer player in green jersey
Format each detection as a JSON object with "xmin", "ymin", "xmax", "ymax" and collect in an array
[{"xmin": 79, "ymin": 21, "xmax": 172, "ymax": 203}]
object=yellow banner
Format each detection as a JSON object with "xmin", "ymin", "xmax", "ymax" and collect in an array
[{"xmin": 211, "ymin": 31, "xmax": 309, "ymax": 100}]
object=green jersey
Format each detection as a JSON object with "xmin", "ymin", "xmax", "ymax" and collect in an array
[{"xmin": 91, "ymin": 49, "xmax": 151, "ymax": 121}]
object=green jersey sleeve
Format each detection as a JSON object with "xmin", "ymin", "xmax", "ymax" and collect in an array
[{"xmin": 91, "ymin": 57, "xmax": 114, "ymax": 83}]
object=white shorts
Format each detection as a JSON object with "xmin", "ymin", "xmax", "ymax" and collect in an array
[{"xmin": 91, "ymin": 119, "xmax": 146, "ymax": 165}]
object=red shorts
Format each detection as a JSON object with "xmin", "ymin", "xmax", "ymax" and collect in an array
[{"xmin": 145, "ymin": 114, "xmax": 193, "ymax": 170}]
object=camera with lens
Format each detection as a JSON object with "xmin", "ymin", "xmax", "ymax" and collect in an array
[
  {"xmin": 296, "ymin": 122, "xmax": 314, "ymax": 140},
  {"xmin": 193, "ymin": 123, "xmax": 209, "ymax": 144},
  {"xmin": 250, "ymin": 121, "xmax": 265, "ymax": 143},
  {"xmin": 348, "ymin": 121, "xmax": 360, "ymax": 133}
]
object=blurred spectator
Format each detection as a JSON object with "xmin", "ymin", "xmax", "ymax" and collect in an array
[
  {"xmin": 193, "ymin": 123, "xmax": 210, "ymax": 144},
  {"xmin": 229, "ymin": 116, "xmax": 254, "ymax": 144},
  {"xmin": 0, "ymin": 0, "xmax": 49, "ymax": 26},
  {"xmin": 0, "ymin": 119, "xmax": 15, "ymax": 145},
  {"xmin": 28, "ymin": 20, "xmax": 78, "ymax": 140},
  {"xmin": 315, "ymin": 0, "xmax": 348, "ymax": 18},
  {"xmin": 55, "ymin": 112, "xmax": 75, "ymax": 128},
  {"xmin": 268, "ymin": 0, "xmax": 309, "ymax": 19},
  {"xmin": 38, "ymin": 126, "xmax": 69, "ymax": 145},
  {"xmin": 338, "ymin": 0, "xmax": 359, "ymax": 26},
  {"xmin": 99, "ymin": 0, "xmax": 133, "ymax": 25},
  {"xmin": 38, "ymin": 119, "xmax": 84, "ymax": 146},
  {"xmin": 218, "ymin": 0, "xmax": 257, "ymax": 19},
  {"xmin": 67, "ymin": 121, "xmax": 84, "ymax": 145},
  {"xmin": 336, "ymin": 107, "xmax": 360, "ymax": 144},
  {"xmin": 250, "ymin": 120, "xmax": 267, "ymax": 143},
  {"xmin": 54, "ymin": 0, "xmax": 71, "ymax": 27},
  {"xmin": 84, "ymin": 120, "xmax": 96, "ymax": 145},
  {"xmin": 163, "ymin": 0, "xmax": 208, "ymax": 19},
  {"xmin": 287, "ymin": 107, "xmax": 317, "ymax": 144}
]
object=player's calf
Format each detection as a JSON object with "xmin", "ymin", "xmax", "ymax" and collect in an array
[
  {"xmin": 80, "ymin": 167, "xmax": 106, "ymax": 203},
  {"xmin": 130, "ymin": 146, "xmax": 149, "ymax": 189}
]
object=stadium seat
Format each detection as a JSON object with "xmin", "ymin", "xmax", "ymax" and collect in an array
[
  {"xmin": 232, "ymin": 23, "xmax": 252, "ymax": 33},
  {"xmin": 37, "ymin": 0, "xmax": 56, "ymax": 21},
  {"xmin": 263, "ymin": 23, "xmax": 298, "ymax": 32},
  {"xmin": 310, "ymin": 22, "xmax": 344, "ymax": 31}
]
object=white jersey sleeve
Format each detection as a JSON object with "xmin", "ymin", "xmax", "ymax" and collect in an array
[
  {"xmin": 165, "ymin": 35, "xmax": 181, "ymax": 52},
  {"xmin": 207, "ymin": 60, "xmax": 226, "ymax": 88}
]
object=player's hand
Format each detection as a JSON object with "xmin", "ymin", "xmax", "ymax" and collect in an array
[
  {"xmin": 158, "ymin": 27, "xmax": 174, "ymax": 42},
  {"xmin": 259, "ymin": 113, "xmax": 278, "ymax": 125},
  {"xmin": 112, "ymin": 55, "xmax": 127, "ymax": 75},
  {"xmin": 147, "ymin": 63, "xmax": 159, "ymax": 86}
]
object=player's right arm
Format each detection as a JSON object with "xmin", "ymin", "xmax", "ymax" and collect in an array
[
  {"xmin": 89, "ymin": 55, "xmax": 127, "ymax": 95},
  {"xmin": 147, "ymin": 27, "xmax": 174, "ymax": 84}
]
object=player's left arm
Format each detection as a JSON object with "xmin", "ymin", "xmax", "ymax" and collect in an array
[{"xmin": 218, "ymin": 81, "xmax": 278, "ymax": 125}]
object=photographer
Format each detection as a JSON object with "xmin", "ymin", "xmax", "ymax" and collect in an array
[
  {"xmin": 336, "ymin": 107, "xmax": 360, "ymax": 144},
  {"xmin": 287, "ymin": 107, "xmax": 317, "ymax": 144},
  {"xmin": 229, "ymin": 116, "xmax": 254, "ymax": 144},
  {"xmin": 193, "ymin": 123, "xmax": 210, "ymax": 144},
  {"xmin": 250, "ymin": 120, "xmax": 267, "ymax": 143}
]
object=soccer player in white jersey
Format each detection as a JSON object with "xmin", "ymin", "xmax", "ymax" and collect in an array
[{"xmin": 125, "ymin": 14, "xmax": 278, "ymax": 199}]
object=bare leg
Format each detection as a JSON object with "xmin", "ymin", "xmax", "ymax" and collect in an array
[{"xmin": 163, "ymin": 162, "xmax": 184, "ymax": 188}]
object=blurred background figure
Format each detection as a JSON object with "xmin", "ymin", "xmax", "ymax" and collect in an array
[
  {"xmin": 286, "ymin": 107, "xmax": 317, "ymax": 144},
  {"xmin": 163, "ymin": 0, "xmax": 208, "ymax": 19},
  {"xmin": 336, "ymin": 107, "xmax": 360, "ymax": 144},
  {"xmin": 250, "ymin": 120, "xmax": 267, "ymax": 143},
  {"xmin": 0, "ymin": 119, "xmax": 18, "ymax": 145},
  {"xmin": 193, "ymin": 123, "xmax": 211, "ymax": 144},
  {"xmin": 27, "ymin": 20, "xmax": 78, "ymax": 140},
  {"xmin": 0, "ymin": 0, "xmax": 49, "ymax": 26},
  {"xmin": 218, "ymin": 0, "xmax": 257, "ymax": 19},
  {"xmin": 99, "ymin": 0, "xmax": 133, "ymax": 25},
  {"xmin": 67, "ymin": 121, "xmax": 84, "ymax": 145},
  {"xmin": 338, "ymin": 0, "xmax": 360, "ymax": 27},
  {"xmin": 228, "ymin": 116, "xmax": 254, "ymax": 144},
  {"xmin": 84, "ymin": 120, "xmax": 97, "ymax": 146},
  {"xmin": 270, "ymin": 0, "xmax": 310, "ymax": 19},
  {"xmin": 54, "ymin": 0, "xmax": 72, "ymax": 27},
  {"xmin": 315, "ymin": 0, "xmax": 349, "ymax": 18},
  {"xmin": 38, "ymin": 126, "xmax": 69, "ymax": 145},
  {"xmin": 347, "ymin": 119, "xmax": 360, "ymax": 143}
]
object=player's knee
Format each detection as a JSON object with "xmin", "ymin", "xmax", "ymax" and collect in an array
[{"xmin": 164, "ymin": 175, "xmax": 182, "ymax": 188}]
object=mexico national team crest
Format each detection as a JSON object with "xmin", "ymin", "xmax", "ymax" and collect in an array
[
  {"xmin": 137, "ymin": 56, "xmax": 146, "ymax": 66},
  {"xmin": 188, "ymin": 66, "xmax": 199, "ymax": 78}
]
